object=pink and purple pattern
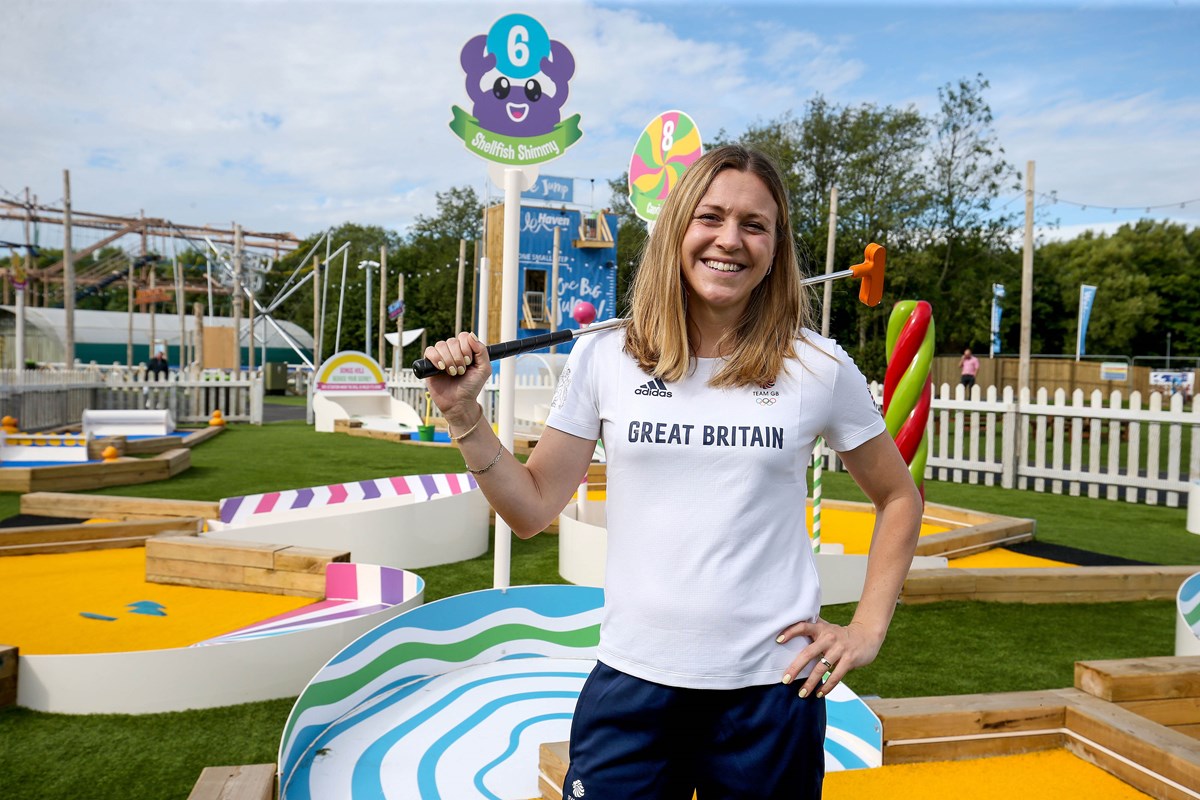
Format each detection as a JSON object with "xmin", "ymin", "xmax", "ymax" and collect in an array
[
  {"xmin": 218, "ymin": 473, "xmax": 478, "ymax": 525},
  {"xmin": 193, "ymin": 563, "xmax": 423, "ymax": 646}
]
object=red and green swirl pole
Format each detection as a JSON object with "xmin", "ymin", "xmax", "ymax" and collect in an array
[{"xmin": 884, "ymin": 300, "xmax": 934, "ymax": 501}]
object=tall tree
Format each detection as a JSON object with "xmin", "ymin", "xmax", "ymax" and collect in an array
[
  {"xmin": 403, "ymin": 186, "xmax": 484, "ymax": 344},
  {"xmin": 607, "ymin": 173, "xmax": 648, "ymax": 316},
  {"xmin": 924, "ymin": 74, "xmax": 1020, "ymax": 288}
]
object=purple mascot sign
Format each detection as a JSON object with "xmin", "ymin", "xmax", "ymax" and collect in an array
[{"xmin": 449, "ymin": 14, "xmax": 582, "ymax": 166}]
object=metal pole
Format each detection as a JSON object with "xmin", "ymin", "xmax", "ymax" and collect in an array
[
  {"xmin": 205, "ymin": 257, "xmax": 214, "ymax": 317},
  {"xmin": 365, "ymin": 260, "xmax": 372, "ymax": 355},
  {"xmin": 194, "ymin": 302, "xmax": 204, "ymax": 373},
  {"xmin": 247, "ymin": 269, "xmax": 256, "ymax": 372},
  {"xmin": 335, "ymin": 249, "xmax": 348, "ymax": 353},
  {"xmin": 821, "ymin": 185, "xmax": 838, "ymax": 339},
  {"xmin": 550, "ymin": 226, "xmax": 561, "ymax": 353},
  {"xmin": 233, "ymin": 223, "xmax": 244, "ymax": 371},
  {"xmin": 62, "ymin": 169, "xmax": 75, "ymax": 367},
  {"xmin": 174, "ymin": 237, "xmax": 186, "ymax": 369},
  {"xmin": 149, "ymin": 260, "xmax": 157, "ymax": 357},
  {"xmin": 495, "ymin": 168, "xmax": 523, "ymax": 589},
  {"xmin": 478, "ymin": 256, "xmax": 491, "ymax": 344},
  {"xmin": 456, "ymin": 238, "xmax": 467, "ymax": 333},
  {"xmin": 395, "ymin": 270, "xmax": 404, "ymax": 374},
  {"xmin": 1019, "ymin": 161, "xmax": 1034, "ymax": 393},
  {"xmin": 312, "ymin": 257, "xmax": 321, "ymax": 366},
  {"xmin": 378, "ymin": 245, "xmax": 387, "ymax": 365},
  {"xmin": 16, "ymin": 188, "xmax": 31, "ymax": 370},
  {"xmin": 126, "ymin": 258, "xmax": 134, "ymax": 368}
]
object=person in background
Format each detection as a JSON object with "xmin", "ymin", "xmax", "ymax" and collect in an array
[
  {"xmin": 959, "ymin": 347, "xmax": 980, "ymax": 391},
  {"xmin": 148, "ymin": 349, "xmax": 170, "ymax": 380},
  {"xmin": 422, "ymin": 145, "xmax": 922, "ymax": 799}
]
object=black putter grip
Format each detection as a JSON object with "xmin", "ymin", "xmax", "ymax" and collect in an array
[{"xmin": 411, "ymin": 329, "xmax": 574, "ymax": 379}]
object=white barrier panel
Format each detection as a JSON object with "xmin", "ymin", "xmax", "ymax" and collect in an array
[
  {"xmin": 210, "ymin": 474, "xmax": 490, "ymax": 570},
  {"xmin": 0, "ymin": 431, "xmax": 91, "ymax": 464},
  {"xmin": 17, "ymin": 564, "xmax": 423, "ymax": 714},
  {"xmin": 82, "ymin": 408, "xmax": 176, "ymax": 438},
  {"xmin": 312, "ymin": 392, "xmax": 423, "ymax": 433},
  {"xmin": 558, "ymin": 500, "xmax": 946, "ymax": 605}
]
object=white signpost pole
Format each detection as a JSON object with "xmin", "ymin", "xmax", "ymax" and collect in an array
[{"xmin": 450, "ymin": 13, "xmax": 580, "ymax": 590}]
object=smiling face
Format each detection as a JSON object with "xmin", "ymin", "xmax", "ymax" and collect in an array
[{"xmin": 680, "ymin": 168, "xmax": 779, "ymax": 327}]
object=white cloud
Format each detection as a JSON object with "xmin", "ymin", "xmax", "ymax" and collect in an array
[{"xmin": 4, "ymin": 0, "xmax": 1197, "ymax": 252}]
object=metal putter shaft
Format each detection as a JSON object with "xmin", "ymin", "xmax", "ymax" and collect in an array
[{"xmin": 411, "ymin": 243, "xmax": 885, "ymax": 379}]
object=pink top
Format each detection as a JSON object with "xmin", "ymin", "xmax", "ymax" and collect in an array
[{"xmin": 961, "ymin": 355, "xmax": 980, "ymax": 376}]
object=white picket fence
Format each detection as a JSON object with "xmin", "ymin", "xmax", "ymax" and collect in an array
[
  {"xmin": 388, "ymin": 371, "xmax": 556, "ymax": 431},
  {"xmin": 853, "ymin": 382, "xmax": 1199, "ymax": 508},
  {"xmin": 389, "ymin": 370, "xmax": 1197, "ymax": 508},
  {"xmin": 0, "ymin": 369, "xmax": 263, "ymax": 430},
  {"xmin": 10, "ymin": 365, "xmax": 1191, "ymax": 508}
]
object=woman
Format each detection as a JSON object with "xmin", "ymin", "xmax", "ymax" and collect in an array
[{"xmin": 423, "ymin": 145, "xmax": 922, "ymax": 799}]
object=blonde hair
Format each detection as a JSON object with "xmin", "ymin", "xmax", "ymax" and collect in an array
[{"xmin": 624, "ymin": 144, "xmax": 814, "ymax": 388}]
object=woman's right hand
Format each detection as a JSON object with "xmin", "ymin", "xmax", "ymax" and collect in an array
[{"xmin": 422, "ymin": 332, "xmax": 491, "ymax": 427}]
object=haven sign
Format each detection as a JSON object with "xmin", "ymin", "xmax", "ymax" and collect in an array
[{"xmin": 449, "ymin": 14, "xmax": 582, "ymax": 166}]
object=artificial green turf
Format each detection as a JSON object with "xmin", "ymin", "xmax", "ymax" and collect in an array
[
  {"xmin": 0, "ymin": 697, "xmax": 294, "ymax": 800},
  {"xmin": 0, "ymin": 417, "xmax": 1195, "ymax": 798},
  {"xmin": 821, "ymin": 599, "xmax": 1176, "ymax": 698}
]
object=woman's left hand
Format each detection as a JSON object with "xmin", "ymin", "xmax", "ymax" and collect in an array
[{"xmin": 777, "ymin": 618, "xmax": 884, "ymax": 699}]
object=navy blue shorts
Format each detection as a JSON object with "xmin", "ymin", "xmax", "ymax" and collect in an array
[{"xmin": 563, "ymin": 661, "xmax": 826, "ymax": 799}]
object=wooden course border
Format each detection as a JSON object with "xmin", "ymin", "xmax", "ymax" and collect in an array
[
  {"xmin": 187, "ymin": 764, "xmax": 275, "ymax": 800},
  {"xmin": 0, "ymin": 492, "xmax": 219, "ymax": 556},
  {"xmin": 332, "ymin": 417, "xmax": 543, "ymax": 454},
  {"xmin": 901, "ymin": 565, "xmax": 1200, "ymax": 604},
  {"xmin": 536, "ymin": 657, "xmax": 1200, "ymax": 800},
  {"xmin": 867, "ymin": 656, "xmax": 1200, "ymax": 800},
  {"xmin": 0, "ymin": 425, "xmax": 222, "ymax": 493},
  {"xmin": 146, "ymin": 535, "xmax": 350, "ymax": 597},
  {"xmin": 87, "ymin": 426, "xmax": 224, "ymax": 458},
  {"xmin": 0, "ymin": 448, "xmax": 191, "ymax": 493}
]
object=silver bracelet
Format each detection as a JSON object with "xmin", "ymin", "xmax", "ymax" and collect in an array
[
  {"xmin": 449, "ymin": 405, "xmax": 485, "ymax": 442},
  {"xmin": 466, "ymin": 442, "xmax": 504, "ymax": 475}
]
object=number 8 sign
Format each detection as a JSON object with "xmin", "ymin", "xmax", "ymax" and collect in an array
[{"xmin": 628, "ymin": 110, "xmax": 703, "ymax": 224}]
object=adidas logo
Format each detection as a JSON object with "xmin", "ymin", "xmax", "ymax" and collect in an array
[{"xmin": 634, "ymin": 377, "xmax": 673, "ymax": 397}]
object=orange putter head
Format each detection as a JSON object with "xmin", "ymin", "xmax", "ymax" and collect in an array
[{"xmin": 851, "ymin": 243, "xmax": 886, "ymax": 306}]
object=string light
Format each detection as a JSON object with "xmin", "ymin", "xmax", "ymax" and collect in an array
[{"xmin": 1038, "ymin": 192, "xmax": 1200, "ymax": 213}]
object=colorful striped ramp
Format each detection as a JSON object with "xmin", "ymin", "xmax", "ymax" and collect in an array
[
  {"xmin": 219, "ymin": 473, "xmax": 477, "ymax": 525},
  {"xmin": 278, "ymin": 585, "xmax": 883, "ymax": 800},
  {"xmin": 194, "ymin": 564, "xmax": 423, "ymax": 646}
]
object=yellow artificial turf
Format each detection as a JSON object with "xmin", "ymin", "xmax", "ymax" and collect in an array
[
  {"xmin": 0, "ymin": 547, "xmax": 313, "ymax": 654},
  {"xmin": 824, "ymin": 749, "xmax": 1153, "ymax": 799}
]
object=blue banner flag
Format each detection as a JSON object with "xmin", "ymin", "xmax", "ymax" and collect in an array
[
  {"xmin": 1077, "ymin": 284, "xmax": 1097, "ymax": 359},
  {"xmin": 990, "ymin": 284, "xmax": 1005, "ymax": 356}
]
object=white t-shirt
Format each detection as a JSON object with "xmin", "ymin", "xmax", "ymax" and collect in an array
[{"xmin": 546, "ymin": 327, "xmax": 886, "ymax": 689}]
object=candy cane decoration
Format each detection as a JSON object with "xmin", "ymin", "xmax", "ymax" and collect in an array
[
  {"xmin": 884, "ymin": 300, "xmax": 934, "ymax": 499},
  {"xmin": 811, "ymin": 441, "xmax": 823, "ymax": 553}
]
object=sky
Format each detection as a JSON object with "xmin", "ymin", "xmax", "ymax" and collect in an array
[{"xmin": 3, "ymin": 0, "xmax": 1198, "ymax": 256}]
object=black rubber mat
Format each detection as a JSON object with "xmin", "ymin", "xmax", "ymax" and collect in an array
[
  {"xmin": 1006, "ymin": 540, "xmax": 1157, "ymax": 567},
  {"xmin": 0, "ymin": 514, "xmax": 86, "ymax": 529}
]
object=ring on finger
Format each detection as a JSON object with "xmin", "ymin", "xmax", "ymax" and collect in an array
[{"xmin": 818, "ymin": 656, "xmax": 835, "ymax": 671}]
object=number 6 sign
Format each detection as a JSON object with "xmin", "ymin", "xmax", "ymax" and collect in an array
[{"xmin": 450, "ymin": 14, "xmax": 583, "ymax": 167}]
